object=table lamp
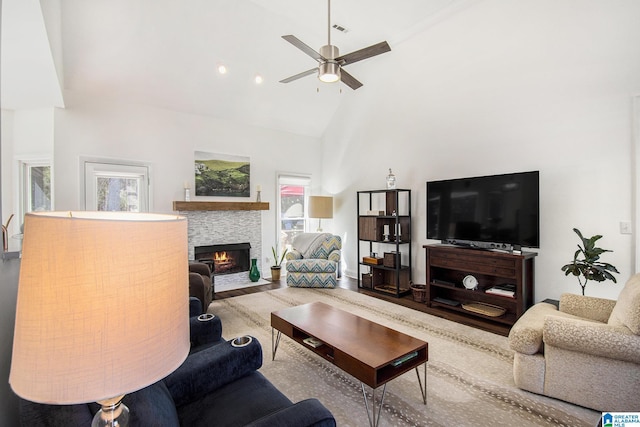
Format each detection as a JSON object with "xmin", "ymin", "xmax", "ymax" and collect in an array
[
  {"xmin": 10, "ymin": 211, "xmax": 190, "ymax": 427},
  {"xmin": 308, "ymin": 196, "xmax": 333, "ymax": 232}
]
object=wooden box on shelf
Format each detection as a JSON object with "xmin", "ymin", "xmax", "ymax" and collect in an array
[
  {"xmin": 362, "ymin": 271, "xmax": 383, "ymax": 288},
  {"xmin": 383, "ymin": 252, "xmax": 400, "ymax": 268},
  {"xmin": 363, "ymin": 256, "xmax": 383, "ymax": 265}
]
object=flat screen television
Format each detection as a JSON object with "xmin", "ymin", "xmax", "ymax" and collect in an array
[{"xmin": 426, "ymin": 171, "xmax": 539, "ymax": 250}]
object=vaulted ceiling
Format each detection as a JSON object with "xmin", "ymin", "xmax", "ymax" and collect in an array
[{"xmin": 1, "ymin": 0, "xmax": 475, "ymax": 137}]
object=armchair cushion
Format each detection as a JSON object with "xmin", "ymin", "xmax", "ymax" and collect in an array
[
  {"xmin": 507, "ymin": 301, "xmax": 592, "ymax": 355},
  {"xmin": 559, "ymin": 292, "xmax": 616, "ymax": 323},
  {"xmin": 286, "ymin": 258, "xmax": 337, "ymax": 273},
  {"xmin": 543, "ymin": 315, "xmax": 640, "ymax": 364},
  {"xmin": 164, "ymin": 337, "xmax": 262, "ymax": 408},
  {"xmin": 245, "ymin": 398, "xmax": 337, "ymax": 427},
  {"xmin": 608, "ymin": 273, "xmax": 640, "ymax": 334},
  {"xmin": 123, "ymin": 381, "xmax": 179, "ymax": 427}
]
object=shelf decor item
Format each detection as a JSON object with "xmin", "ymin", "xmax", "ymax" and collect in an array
[
  {"xmin": 561, "ymin": 228, "xmax": 619, "ymax": 296},
  {"xmin": 386, "ymin": 168, "xmax": 396, "ymax": 189},
  {"xmin": 410, "ymin": 283, "xmax": 427, "ymax": 303},
  {"xmin": 383, "ymin": 251, "xmax": 400, "ymax": 268},
  {"xmin": 462, "ymin": 274, "xmax": 478, "ymax": 290},
  {"xmin": 249, "ymin": 258, "xmax": 261, "ymax": 282}
]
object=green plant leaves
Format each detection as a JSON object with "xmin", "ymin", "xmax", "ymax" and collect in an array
[{"xmin": 560, "ymin": 228, "xmax": 619, "ymax": 295}]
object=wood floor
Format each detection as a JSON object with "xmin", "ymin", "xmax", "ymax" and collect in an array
[{"xmin": 214, "ymin": 275, "xmax": 431, "ymax": 314}]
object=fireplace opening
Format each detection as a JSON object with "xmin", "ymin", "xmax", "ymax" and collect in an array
[{"xmin": 194, "ymin": 242, "xmax": 251, "ymax": 276}]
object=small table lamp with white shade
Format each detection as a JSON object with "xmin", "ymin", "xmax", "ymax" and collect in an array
[
  {"xmin": 308, "ymin": 196, "xmax": 333, "ymax": 232},
  {"xmin": 9, "ymin": 211, "xmax": 191, "ymax": 427}
]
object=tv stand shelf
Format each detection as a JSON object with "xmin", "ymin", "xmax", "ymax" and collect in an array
[{"xmin": 424, "ymin": 244, "xmax": 536, "ymax": 336}]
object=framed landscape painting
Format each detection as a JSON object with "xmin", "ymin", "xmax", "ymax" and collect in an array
[{"xmin": 194, "ymin": 152, "xmax": 250, "ymax": 197}]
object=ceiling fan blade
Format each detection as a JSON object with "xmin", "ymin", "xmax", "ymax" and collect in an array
[
  {"xmin": 282, "ymin": 35, "xmax": 325, "ymax": 63},
  {"xmin": 339, "ymin": 69, "xmax": 363, "ymax": 90},
  {"xmin": 279, "ymin": 67, "xmax": 318, "ymax": 84},
  {"xmin": 336, "ymin": 41, "xmax": 391, "ymax": 66}
]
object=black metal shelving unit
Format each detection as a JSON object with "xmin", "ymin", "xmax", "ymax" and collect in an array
[{"xmin": 357, "ymin": 189, "xmax": 412, "ymax": 297}]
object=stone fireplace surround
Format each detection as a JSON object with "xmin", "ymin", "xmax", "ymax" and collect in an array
[{"xmin": 177, "ymin": 206, "xmax": 264, "ymax": 286}]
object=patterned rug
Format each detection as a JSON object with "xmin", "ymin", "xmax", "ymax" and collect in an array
[{"xmin": 208, "ymin": 288, "xmax": 600, "ymax": 427}]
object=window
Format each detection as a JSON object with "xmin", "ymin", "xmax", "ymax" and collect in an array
[
  {"xmin": 277, "ymin": 174, "xmax": 311, "ymax": 253},
  {"xmin": 83, "ymin": 160, "xmax": 150, "ymax": 212},
  {"xmin": 20, "ymin": 160, "xmax": 53, "ymax": 216}
]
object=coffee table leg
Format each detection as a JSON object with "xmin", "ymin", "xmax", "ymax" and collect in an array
[
  {"xmin": 361, "ymin": 383, "xmax": 387, "ymax": 427},
  {"xmin": 415, "ymin": 362, "xmax": 427, "ymax": 405},
  {"xmin": 271, "ymin": 328, "xmax": 281, "ymax": 361}
]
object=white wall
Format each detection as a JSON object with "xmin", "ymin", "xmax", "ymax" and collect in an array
[
  {"xmin": 322, "ymin": 0, "xmax": 640, "ymax": 301},
  {"xmin": 52, "ymin": 93, "xmax": 323, "ymax": 267}
]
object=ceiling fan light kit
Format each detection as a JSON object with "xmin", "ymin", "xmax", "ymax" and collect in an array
[
  {"xmin": 319, "ymin": 62, "xmax": 340, "ymax": 83},
  {"xmin": 280, "ymin": 0, "xmax": 390, "ymax": 90}
]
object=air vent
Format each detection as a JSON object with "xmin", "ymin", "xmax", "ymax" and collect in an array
[{"xmin": 332, "ymin": 24, "xmax": 348, "ymax": 33}]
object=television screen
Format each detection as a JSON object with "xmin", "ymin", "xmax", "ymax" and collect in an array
[{"xmin": 427, "ymin": 171, "xmax": 539, "ymax": 248}]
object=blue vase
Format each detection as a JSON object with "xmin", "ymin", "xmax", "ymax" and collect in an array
[{"xmin": 249, "ymin": 258, "xmax": 260, "ymax": 282}]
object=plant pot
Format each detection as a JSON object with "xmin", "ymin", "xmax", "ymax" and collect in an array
[{"xmin": 271, "ymin": 266, "xmax": 282, "ymax": 281}]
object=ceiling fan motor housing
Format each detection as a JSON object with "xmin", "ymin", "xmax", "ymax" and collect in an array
[
  {"xmin": 320, "ymin": 44, "xmax": 339, "ymax": 60},
  {"xmin": 318, "ymin": 45, "xmax": 341, "ymax": 82}
]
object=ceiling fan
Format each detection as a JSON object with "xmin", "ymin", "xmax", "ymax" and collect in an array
[{"xmin": 279, "ymin": 0, "xmax": 391, "ymax": 90}]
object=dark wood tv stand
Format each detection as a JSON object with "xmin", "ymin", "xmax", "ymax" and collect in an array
[{"xmin": 423, "ymin": 244, "xmax": 536, "ymax": 336}]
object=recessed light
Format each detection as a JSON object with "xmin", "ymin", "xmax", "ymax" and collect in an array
[
  {"xmin": 254, "ymin": 75, "xmax": 263, "ymax": 84},
  {"xmin": 217, "ymin": 65, "xmax": 227, "ymax": 75}
]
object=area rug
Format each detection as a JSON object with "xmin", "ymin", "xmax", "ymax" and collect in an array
[{"xmin": 208, "ymin": 288, "xmax": 600, "ymax": 427}]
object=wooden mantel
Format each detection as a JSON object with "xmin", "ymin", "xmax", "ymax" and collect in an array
[{"xmin": 173, "ymin": 201, "xmax": 270, "ymax": 211}]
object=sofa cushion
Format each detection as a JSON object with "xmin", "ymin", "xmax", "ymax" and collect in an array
[
  {"xmin": 177, "ymin": 371, "xmax": 292, "ymax": 427},
  {"xmin": 124, "ymin": 381, "xmax": 179, "ymax": 426},
  {"xmin": 19, "ymin": 399, "xmax": 94, "ymax": 427},
  {"xmin": 608, "ymin": 273, "xmax": 640, "ymax": 334}
]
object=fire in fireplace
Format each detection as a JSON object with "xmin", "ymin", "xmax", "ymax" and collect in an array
[{"xmin": 194, "ymin": 242, "xmax": 251, "ymax": 276}]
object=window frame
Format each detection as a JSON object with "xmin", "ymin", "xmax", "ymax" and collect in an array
[
  {"xmin": 276, "ymin": 173, "xmax": 311, "ymax": 255},
  {"xmin": 18, "ymin": 158, "xmax": 53, "ymax": 220},
  {"xmin": 81, "ymin": 158, "xmax": 151, "ymax": 212}
]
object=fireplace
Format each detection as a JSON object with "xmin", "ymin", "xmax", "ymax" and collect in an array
[{"xmin": 194, "ymin": 242, "xmax": 251, "ymax": 276}]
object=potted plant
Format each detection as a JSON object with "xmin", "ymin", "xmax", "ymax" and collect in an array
[
  {"xmin": 561, "ymin": 228, "xmax": 619, "ymax": 295},
  {"xmin": 271, "ymin": 245, "xmax": 288, "ymax": 281}
]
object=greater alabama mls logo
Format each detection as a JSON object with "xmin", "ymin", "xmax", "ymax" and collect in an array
[{"xmin": 603, "ymin": 412, "xmax": 640, "ymax": 427}]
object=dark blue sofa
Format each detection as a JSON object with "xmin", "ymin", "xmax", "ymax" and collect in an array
[{"xmin": 18, "ymin": 299, "xmax": 336, "ymax": 427}]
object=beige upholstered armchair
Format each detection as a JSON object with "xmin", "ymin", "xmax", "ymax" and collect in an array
[{"xmin": 508, "ymin": 274, "xmax": 640, "ymax": 411}]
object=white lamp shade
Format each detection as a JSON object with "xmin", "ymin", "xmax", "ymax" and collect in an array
[
  {"xmin": 10, "ymin": 211, "xmax": 190, "ymax": 404},
  {"xmin": 308, "ymin": 196, "xmax": 334, "ymax": 219}
]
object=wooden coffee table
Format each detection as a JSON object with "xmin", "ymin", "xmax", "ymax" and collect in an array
[{"xmin": 271, "ymin": 302, "xmax": 428, "ymax": 427}]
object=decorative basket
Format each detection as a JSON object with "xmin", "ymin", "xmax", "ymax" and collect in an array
[{"xmin": 410, "ymin": 284, "xmax": 427, "ymax": 303}]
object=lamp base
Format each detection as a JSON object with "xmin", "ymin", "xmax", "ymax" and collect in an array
[{"xmin": 92, "ymin": 395, "xmax": 130, "ymax": 427}]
